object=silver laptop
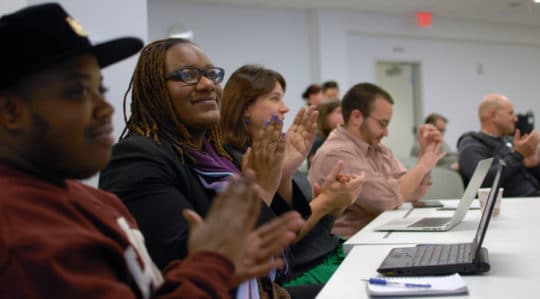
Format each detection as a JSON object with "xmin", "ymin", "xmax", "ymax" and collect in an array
[{"xmin": 374, "ymin": 158, "xmax": 493, "ymax": 232}]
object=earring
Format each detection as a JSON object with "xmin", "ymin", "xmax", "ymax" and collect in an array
[{"xmin": 244, "ymin": 118, "xmax": 250, "ymax": 126}]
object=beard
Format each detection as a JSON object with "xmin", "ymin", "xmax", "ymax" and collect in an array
[{"xmin": 360, "ymin": 121, "xmax": 379, "ymax": 146}]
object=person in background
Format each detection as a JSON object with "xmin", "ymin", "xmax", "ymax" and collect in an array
[
  {"xmin": 457, "ymin": 93, "xmax": 540, "ymax": 196},
  {"xmin": 308, "ymin": 100, "xmax": 343, "ymax": 167},
  {"xmin": 220, "ymin": 65, "xmax": 364, "ymax": 291},
  {"xmin": 410, "ymin": 113, "xmax": 458, "ymax": 170},
  {"xmin": 0, "ymin": 4, "xmax": 303, "ymax": 299},
  {"xmin": 298, "ymin": 85, "xmax": 324, "ymax": 174},
  {"xmin": 301, "ymin": 84, "xmax": 325, "ymax": 107},
  {"xmin": 309, "ymin": 83, "xmax": 445, "ymax": 238},
  {"xmin": 321, "ymin": 81, "xmax": 340, "ymax": 101}
]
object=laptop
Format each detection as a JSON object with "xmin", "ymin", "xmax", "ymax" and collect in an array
[
  {"xmin": 377, "ymin": 159, "xmax": 504, "ymax": 276},
  {"xmin": 374, "ymin": 158, "xmax": 493, "ymax": 232}
]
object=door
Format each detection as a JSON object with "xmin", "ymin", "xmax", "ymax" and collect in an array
[{"xmin": 376, "ymin": 61, "xmax": 422, "ymax": 159}]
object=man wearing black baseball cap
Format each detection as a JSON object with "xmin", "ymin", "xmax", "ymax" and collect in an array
[{"xmin": 0, "ymin": 3, "xmax": 303, "ymax": 298}]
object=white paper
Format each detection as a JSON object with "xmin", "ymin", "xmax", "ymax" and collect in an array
[{"xmin": 367, "ymin": 273, "xmax": 468, "ymax": 296}]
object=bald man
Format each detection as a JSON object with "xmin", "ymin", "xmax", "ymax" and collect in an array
[{"xmin": 457, "ymin": 94, "xmax": 540, "ymax": 197}]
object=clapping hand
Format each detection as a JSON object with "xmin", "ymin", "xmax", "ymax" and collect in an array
[
  {"xmin": 312, "ymin": 161, "xmax": 365, "ymax": 216},
  {"xmin": 514, "ymin": 129, "xmax": 540, "ymax": 165},
  {"xmin": 282, "ymin": 106, "xmax": 318, "ymax": 178},
  {"xmin": 417, "ymin": 141, "xmax": 446, "ymax": 171},
  {"xmin": 241, "ymin": 115, "xmax": 286, "ymax": 205},
  {"xmin": 183, "ymin": 169, "xmax": 304, "ymax": 287},
  {"xmin": 418, "ymin": 124, "xmax": 442, "ymax": 154}
]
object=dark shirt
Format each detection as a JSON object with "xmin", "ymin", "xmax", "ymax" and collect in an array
[
  {"xmin": 457, "ymin": 131, "xmax": 540, "ymax": 197},
  {"xmin": 307, "ymin": 135, "xmax": 325, "ymax": 168}
]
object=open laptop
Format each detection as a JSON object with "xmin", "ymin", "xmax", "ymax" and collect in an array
[
  {"xmin": 374, "ymin": 158, "xmax": 493, "ymax": 232},
  {"xmin": 377, "ymin": 159, "xmax": 504, "ymax": 276}
]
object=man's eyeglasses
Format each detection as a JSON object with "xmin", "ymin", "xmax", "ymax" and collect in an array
[
  {"xmin": 164, "ymin": 67, "xmax": 225, "ymax": 85},
  {"xmin": 368, "ymin": 116, "xmax": 390, "ymax": 129}
]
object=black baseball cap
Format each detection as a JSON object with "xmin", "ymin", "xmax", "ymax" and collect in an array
[{"xmin": 0, "ymin": 2, "xmax": 143, "ymax": 89}]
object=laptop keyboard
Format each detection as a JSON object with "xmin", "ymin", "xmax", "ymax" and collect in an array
[
  {"xmin": 409, "ymin": 217, "xmax": 452, "ymax": 228},
  {"xmin": 412, "ymin": 243, "xmax": 473, "ymax": 266}
]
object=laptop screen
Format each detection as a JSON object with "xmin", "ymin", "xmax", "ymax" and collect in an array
[{"xmin": 471, "ymin": 159, "xmax": 505, "ymax": 261}]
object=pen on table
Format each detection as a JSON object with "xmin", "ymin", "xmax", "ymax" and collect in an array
[{"xmin": 363, "ymin": 278, "xmax": 432, "ymax": 288}]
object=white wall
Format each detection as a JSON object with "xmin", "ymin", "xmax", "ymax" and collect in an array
[
  {"xmin": 317, "ymin": 10, "xmax": 540, "ymax": 150},
  {"xmin": 148, "ymin": 0, "xmax": 312, "ymax": 129},
  {"xmin": 347, "ymin": 34, "xmax": 540, "ymax": 151},
  {"xmin": 5, "ymin": 1, "xmax": 540, "ymax": 184},
  {"xmin": 0, "ymin": 0, "xmax": 25, "ymax": 14},
  {"xmin": 148, "ymin": 2, "xmax": 540, "ymax": 151}
]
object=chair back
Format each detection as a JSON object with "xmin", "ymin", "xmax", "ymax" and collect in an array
[{"xmin": 422, "ymin": 167, "xmax": 465, "ymax": 200}]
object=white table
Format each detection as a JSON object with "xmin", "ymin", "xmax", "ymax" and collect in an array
[
  {"xmin": 344, "ymin": 197, "xmax": 538, "ymax": 252},
  {"xmin": 317, "ymin": 242, "xmax": 540, "ymax": 298},
  {"xmin": 318, "ymin": 197, "xmax": 540, "ymax": 298}
]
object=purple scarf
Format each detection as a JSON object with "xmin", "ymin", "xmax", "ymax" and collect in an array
[
  {"xmin": 184, "ymin": 139, "xmax": 241, "ymax": 192},
  {"xmin": 184, "ymin": 138, "xmax": 290, "ymax": 298}
]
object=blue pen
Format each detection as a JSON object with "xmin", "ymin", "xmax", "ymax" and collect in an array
[{"xmin": 364, "ymin": 278, "xmax": 432, "ymax": 288}]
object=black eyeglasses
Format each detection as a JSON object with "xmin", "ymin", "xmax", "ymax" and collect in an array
[{"xmin": 164, "ymin": 66, "xmax": 225, "ymax": 85}]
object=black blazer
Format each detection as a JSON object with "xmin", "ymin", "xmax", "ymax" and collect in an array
[{"xmin": 99, "ymin": 135, "xmax": 311, "ymax": 271}]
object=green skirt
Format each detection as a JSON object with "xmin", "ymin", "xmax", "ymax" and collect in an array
[{"xmin": 282, "ymin": 242, "xmax": 346, "ymax": 287}]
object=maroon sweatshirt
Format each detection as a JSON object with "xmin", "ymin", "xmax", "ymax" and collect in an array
[{"xmin": 0, "ymin": 164, "xmax": 234, "ymax": 299}]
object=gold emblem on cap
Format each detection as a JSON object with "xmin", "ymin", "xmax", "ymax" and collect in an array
[{"xmin": 66, "ymin": 16, "xmax": 88, "ymax": 37}]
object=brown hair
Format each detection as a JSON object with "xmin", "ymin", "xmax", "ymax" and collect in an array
[
  {"xmin": 317, "ymin": 100, "xmax": 341, "ymax": 138},
  {"xmin": 341, "ymin": 82, "xmax": 393, "ymax": 124},
  {"xmin": 121, "ymin": 38, "xmax": 230, "ymax": 162},
  {"xmin": 425, "ymin": 113, "xmax": 448, "ymax": 125},
  {"xmin": 322, "ymin": 80, "xmax": 339, "ymax": 91},
  {"xmin": 302, "ymin": 84, "xmax": 322, "ymax": 100},
  {"xmin": 221, "ymin": 64, "xmax": 286, "ymax": 151}
]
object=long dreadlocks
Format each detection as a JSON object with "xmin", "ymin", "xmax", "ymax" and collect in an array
[{"xmin": 120, "ymin": 38, "xmax": 230, "ymax": 163}]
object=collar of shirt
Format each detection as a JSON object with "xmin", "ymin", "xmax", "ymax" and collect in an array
[{"xmin": 336, "ymin": 126, "xmax": 384, "ymax": 156}]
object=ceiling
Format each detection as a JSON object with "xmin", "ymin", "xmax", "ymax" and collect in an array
[{"xmin": 176, "ymin": 0, "xmax": 540, "ymax": 27}]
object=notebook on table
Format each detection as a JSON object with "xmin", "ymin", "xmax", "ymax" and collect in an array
[
  {"xmin": 374, "ymin": 157, "xmax": 493, "ymax": 232},
  {"xmin": 376, "ymin": 159, "xmax": 504, "ymax": 276},
  {"xmin": 367, "ymin": 273, "xmax": 468, "ymax": 297}
]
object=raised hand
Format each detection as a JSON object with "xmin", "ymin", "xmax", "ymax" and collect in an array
[
  {"xmin": 417, "ymin": 141, "xmax": 446, "ymax": 171},
  {"xmin": 282, "ymin": 106, "xmax": 318, "ymax": 178},
  {"xmin": 183, "ymin": 169, "xmax": 304, "ymax": 287},
  {"xmin": 418, "ymin": 124, "xmax": 442, "ymax": 154},
  {"xmin": 316, "ymin": 161, "xmax": 365, "ymax": 215},
  {"xmin": 241, "ymin": 116, "xmax": 286, "ymax": 205},
  {"xmin": 514, "ymin": 129, "xmax": 540, "ymax": 159},
  {"xmin": 230, "ymin": 211, "xmax": 304, "ymax": 286},
  {"xmin": 183, "ymin": 171, "xmax": 260, "ymax": 272}
]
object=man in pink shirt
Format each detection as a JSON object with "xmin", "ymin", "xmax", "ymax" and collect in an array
[{"xmin": 308, "ymin": 83, "xmax": 445, "ymax": 238}]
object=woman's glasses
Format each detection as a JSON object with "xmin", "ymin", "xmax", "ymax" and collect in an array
[{"xmin": 164, "ymin": 66, "xmax": 225, "ymax": 85}]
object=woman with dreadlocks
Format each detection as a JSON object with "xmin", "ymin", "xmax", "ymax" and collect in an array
[
  {"xmin": 96, "ymin": 38, "xmax": 292, "ymax": 298},
  {"xmin": 99, "ymin": 38, "xmax": 359, "ymax": 298}
]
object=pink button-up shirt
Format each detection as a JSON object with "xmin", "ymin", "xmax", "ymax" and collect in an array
[{"xmin": 308, "ymin": 126, "xmax": 407, "ymax": 238}]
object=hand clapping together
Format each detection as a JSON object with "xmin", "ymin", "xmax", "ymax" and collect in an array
[
  {"xmin": 183, "ymin": 169, "xmax": 304, "ymax": 287},
  {"xmin": 513, "ymin": 129, "xmax": 540, "ymax": 168}
]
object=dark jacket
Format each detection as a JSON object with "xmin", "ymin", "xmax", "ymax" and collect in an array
[
  {"xmin": 99, "ymin": 135, "xmax": 294, "ymax": 270},
  {"xmin": 457, "ymin": 131, "xmax": 540, "ymax": 197}
]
